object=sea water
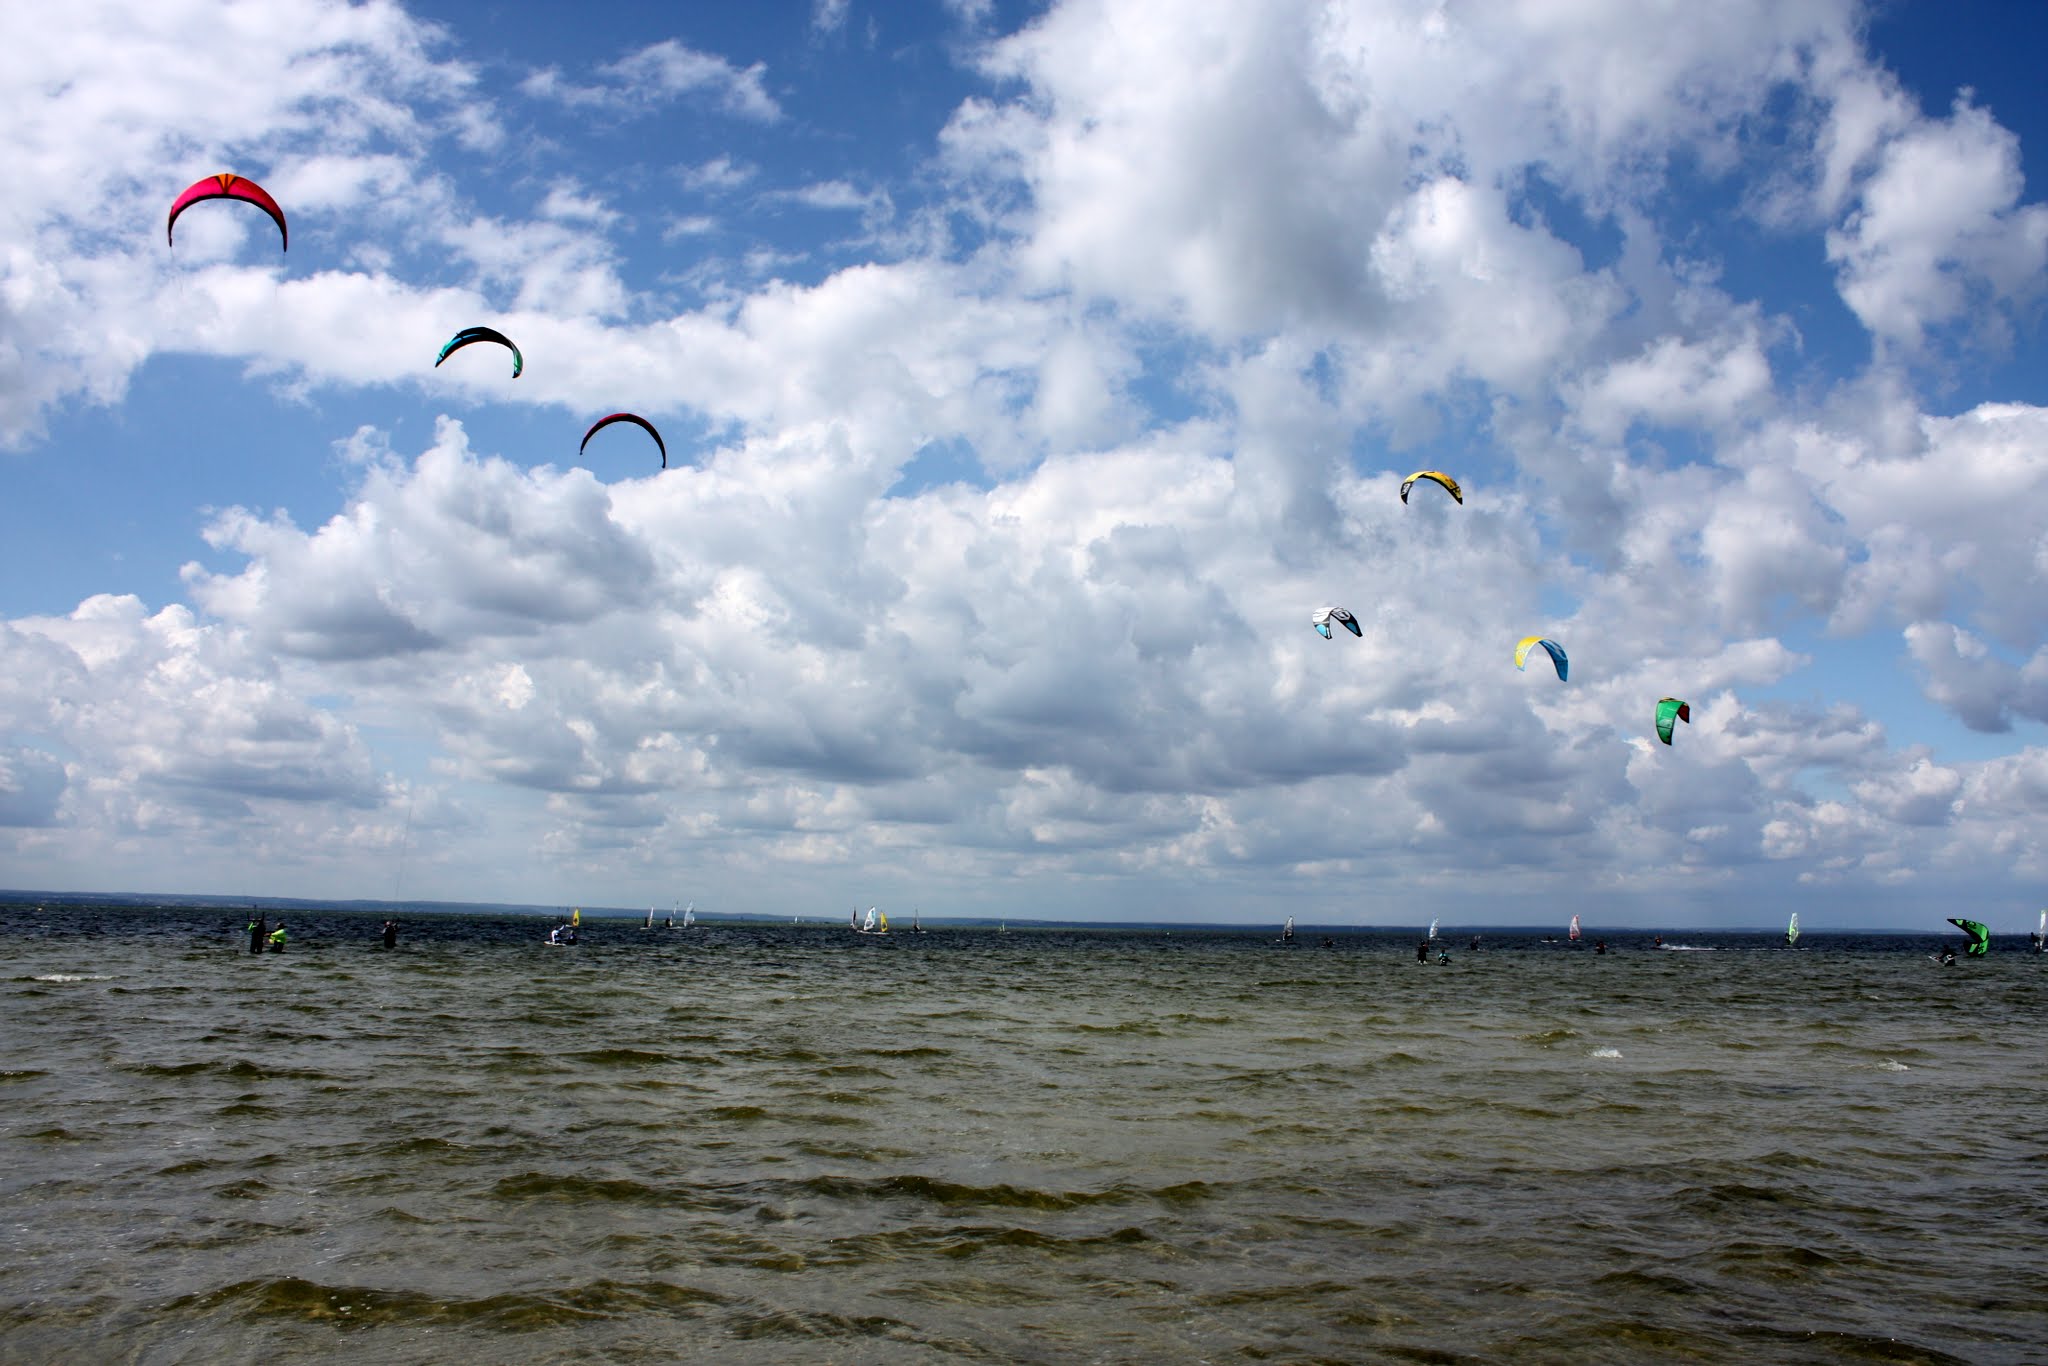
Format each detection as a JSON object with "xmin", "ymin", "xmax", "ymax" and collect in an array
[{"xmin": 1, "ymin": 904, "xmax": 2043, "ymax": 1364}]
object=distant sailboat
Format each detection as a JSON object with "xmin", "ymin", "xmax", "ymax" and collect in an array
[
  {"xmin": 912, "ymin": 907, "xmax": 926, "ymax": 934},
  {"xmin": 1786, "ymin": 912, "xmax": 1800, "ymax": 948},
  {"xmin": 1568, "ymin": 914, "xmax": 1582, "ymax": 944},
  {"xmin": 1281, "ymin": 915, "xmax": 1295, "ymax": 944},
  {"xmin": 2035, "ymin": 909, "xmax": 2045, "ymax": 954},
  {"xmin": 682, "ymin": 901, "xmax": 696, "ymax": 929},
  {"xmin": 856, "ymin": 906, "xmax": 887, "ymax": 935},
  {"xmin": 1427, "ymin": 917, "xmax": 1439, "ymax": 943},
  {"xmin": 644, "ymin": 906, "xmax": 654, "ymax": 930}
]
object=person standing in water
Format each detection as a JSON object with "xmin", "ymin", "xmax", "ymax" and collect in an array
[
  {"xmin": 381, "ymin": 919, "xmax": 399, "ymax": 949},
  {"xmin": 248, "ymin": 911, "xmax": 267, "ymax": 956},
  {"xmin": 268, "ymin": 923, "xmax": 287, "ymax": 954}
]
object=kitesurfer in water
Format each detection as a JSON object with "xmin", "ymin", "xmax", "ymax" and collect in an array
[
  {"xmin": 1416, "ymin": 940, "xmax": 1429, "ymax": 963},
  {"xmin": 268, "ymin": 923, "xmax": 287, "ymax": 954},
  {"xmin": 248, "ymin": 911, "xmax": 266, "ymax": 955},
  {"xmin": 1595, "ymin": 940, "xmax": 1608, "ymax": 955},
  {"xmin": 1939, "ymin": 947, "xmax": 1956, "ymax": 966},
  {"xmin": 381, "ymin": 919, "xmax": 399, "ymax": 949}
]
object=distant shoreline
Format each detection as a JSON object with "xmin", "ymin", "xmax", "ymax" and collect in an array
[{"xmin": 0, "ymin": 890, "xmax": 1995, "ymax": 935}]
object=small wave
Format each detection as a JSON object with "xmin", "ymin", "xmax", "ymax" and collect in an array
[
  {"xmin": 490, "ymin": 1172, "xmax": 674, "ymax": 1206},
  {"xmin": 706, "ymin": 1105, "xmax": 770, "ymax": 1123},
  {"xmin": 797, "ymin": 1173, "xmax": 1125, "ymax": 1212},
  {"xmin": 1590, "ymin": 1047, "xmax": 1623, "ymax": 1059},
  {"xmin": 565, "ymin": 1048, "xmax": 674, "ymax": 1068},
  {"xmin": 29, "ymin": 973, "xmax": 113, "ymax": 982},
  {"xmin": 168, "ymin": 1274, "xmax": 727, "ymax": 1330},
  {"xmin": 1878, "ymin": 1059, "xmax": 1909, "ymax": 1072},
  {"xmin": 1520, "ymin": 1028, "xmax": 1580, "ymax": 1047}
]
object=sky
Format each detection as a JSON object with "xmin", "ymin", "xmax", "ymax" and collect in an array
[{"xmin": 3, "ymin": 0, "xmax": 2047, "ymax": 929}]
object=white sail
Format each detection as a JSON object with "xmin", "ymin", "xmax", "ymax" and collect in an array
[
  {"xmin": 645, "ymin": 907, "xmax": 654, "ymax": 929},
  {"xmin": 1427, "ymin": 917, "xmax": 1439, "ymax": 941},
  {"xmin": 1568, "ymin": 914, "xmax": 1582, "ymax": 943},
  {"xmin": 1787, "ymin": 912, "xmax": 1800, "ymax": 946},
  {"xmin": 1282, "ymin": 915, "xmax": 1295, "ymax": 941},
  {"xmin": 861, "ymin": 906, "xmax": 878, "ymax": 933},
  {"xmin": 683, "ymin": 901, "xmax": 695, "ymax": 929}
]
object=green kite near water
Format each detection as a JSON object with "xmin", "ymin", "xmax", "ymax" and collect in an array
[{"xmin": 1946, "ymin": 918, "xmax": 1990, "ymax": 956}]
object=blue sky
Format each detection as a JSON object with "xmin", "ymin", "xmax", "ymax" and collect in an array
[{"xmin": 3, "ymin": 0, "xmax": 2047, "ymax": 929}]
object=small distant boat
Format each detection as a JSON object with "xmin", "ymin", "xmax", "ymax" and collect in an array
[
  {"xmin": 912, "ymin": 907, "xmax": 926, "ymax": 934},
  {"xmin": 1786, "ymin": 912, "xmax": 1800, "ymax": 948},
  {"xmin": 1568, "ymin": 914, "xmax": 1582, "ymax": 944}
]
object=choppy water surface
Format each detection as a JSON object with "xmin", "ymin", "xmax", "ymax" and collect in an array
[{"xmin": 2, "ymin": 904, "xmax": 2044, "ymax": 1364}]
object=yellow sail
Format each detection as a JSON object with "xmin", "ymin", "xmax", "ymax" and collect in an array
[
  {"xmin": 570, "ymin": 907, "xmax": 580, "ymax": 927},
  {"xmin": 878, "ymin": 911, "xmax": 889, "ymax": 933}
]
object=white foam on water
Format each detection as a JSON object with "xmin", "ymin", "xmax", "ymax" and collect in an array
[
  {"xmin": 31, "ymin": 974, "xmax": 113, "ymax": 983},
  {"xmin": 1590, "ymin": 1047, "xmax": 1622, "ymax": 1059},
  {"xmin": 1878, "ymin": 1060, "xmax": 1909, "ymax": 1072}
]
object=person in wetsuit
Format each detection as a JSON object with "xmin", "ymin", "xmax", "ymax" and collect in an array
[
  {"xmin": 268, "ymin": 923, "xmax": 287, "ymax": 953},
  {"xmin": 248, "ymin": 911, "xmax": 267, "ymax": 955},
  {"xmin": 381, "ymin": 919, "xmax": 399, "ymax": 949}
]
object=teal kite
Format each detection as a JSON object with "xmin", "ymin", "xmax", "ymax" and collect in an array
[{"xmin": 436, "ymin": 326, "xmax": 523, "ymax": 378}]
